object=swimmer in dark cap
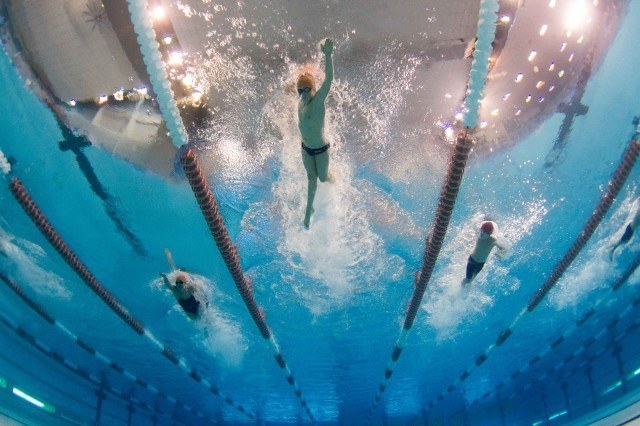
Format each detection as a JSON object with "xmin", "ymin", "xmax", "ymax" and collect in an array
[
  {"xmin": 610, "ymin": 198, "xmax": 640, "ymax": 260},
  {"xmin": 297, "ymin": 38, "xmax": 335, "ymax": 229}
]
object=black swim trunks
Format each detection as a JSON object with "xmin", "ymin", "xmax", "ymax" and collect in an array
[
  {"xmin": 178, "ymin": 295, "xmax": 200, "ymax": 315},
  {"xmin": 466, "ymin": 256, "xmax": 486, "ymax": 281},
  {"xmin": 302, "ymin": 142, "xmax": 330, "ymax": 156},
  {"xmin": 621, "ymin": 224, "xmax": 634, "ymax": 243}
]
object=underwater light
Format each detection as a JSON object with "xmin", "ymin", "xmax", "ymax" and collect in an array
[
  {"xmin": 11, "ymin": 387, "xmax": 55, "ymax": 412},
  {"xmin": 602, "ymin": 380, "xmax": 622, "ymax": 395},
  {"xmin": 114, "ymin": 88, "xmax": 124, "ymax": 101},
  {"xmin": 0, "ymin": 376, "xmax": 6, "ymax": 388},
  {"xmin": 528, "ymin": 50, "xmax": 537, "ymax": 61},
  {"xmin": 515, "ymin": 73, "xmax": 523, "ymax": 83},
  {"xmin": 500, "ymin": 15, "xmax": 510, "ymax": 23},
  {"xmin": 12, "ymin": 388, "xmax": 44, "ymax": 408},
  {"xmin": 455, "ymin": 112, "xmax": 463, "ymax": 121},
  {"xmin": 163, "ymin": 35, "xmax": 173, "ymax": 45},
  {"xmin": 549, "ymin": 62, "xmax": 556, "ymax": 71},
  {"xmin": 631, "ymin": 366, "xmax": 640, "ymax": 377},
  {"xmin": 151, "ymin": 5, "xmax": 165, "ymax": 21},
  {"xmin": 540, "ymin": 24, "xmax": 548, "ymax": 36},
  {"xmin": 549, "ymin": 0, "xmax": 556, "ymax": 7},
  {"xmin": 97, "ymin": 94, "xmax": 108, "ymax": 104},
  {"xmin": 68, "ymin": 99, "xmax": 76, "ymax": 107},
  {"xmin": 565, "ymin": 0, "xmax": 589, "ymax": 30},
  {"xmin": 549, "ymin": 410, "xmax": 568, "ymax": 421},
  {"xmin": 532, "ymin": 420, "xmax": 544, "ymax": 426}
]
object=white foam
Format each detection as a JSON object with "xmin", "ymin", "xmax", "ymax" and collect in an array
[
  {"xmin": 550, "ymin": 193, "xmax": 639, "ymax": 310},
  {"xmin": 0, "ymin": 149, "xmax": 10, "ymax": 175},
  {"xmin": 0, "ymin": 225, "xmax": 71, "ymax": 299},
  {"xmin": 423, "ymin": 206, "xmax": 548, "ymax": 337},
  {"xmin": 258, "ymin": 68, "xmax": 405, "ymax": 315},
  {"xmin": 152, "ymin": 272, "xmax": 247, "ymax": 367}
]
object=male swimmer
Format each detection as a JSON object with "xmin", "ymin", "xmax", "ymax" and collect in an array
[
  {"xmin": 462, "ymin": 221, "xmax": 509, "ymax": 286},
  {"xmin": 297, "ymin": 38, "xmax": 335, "ymax": 229},
  {"xmin": 610, "ymin": 198, "xmax": 640, "ymax": 260}
]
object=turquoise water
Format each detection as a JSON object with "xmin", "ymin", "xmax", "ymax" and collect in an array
[{"xmin": 1, "ymin": 1, "xmax": 640, "ymax": 425}]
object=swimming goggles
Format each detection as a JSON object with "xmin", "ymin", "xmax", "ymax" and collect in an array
[{"xmin": 297, "ymin": 87, "xmax": 312, "ymax": 95}]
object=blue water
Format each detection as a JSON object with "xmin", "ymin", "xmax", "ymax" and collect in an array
[{"xmin": 1, "ymin": 1, "xmax": 640, "ymax": 425}]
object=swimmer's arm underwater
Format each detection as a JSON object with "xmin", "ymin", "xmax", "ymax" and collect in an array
[
  {"xmin": 159, "ymin": 273, "xmax": 172, "ymax": 290},
  {"xmin": 315, "ymin": 38, "xmax": 334, "ymax": 103}
]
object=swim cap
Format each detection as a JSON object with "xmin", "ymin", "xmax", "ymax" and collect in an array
[
  {"xmin": 297, "ymin": 73, "xmax": 315, "ymax": 89},
  {"xmin": 480, "ymin": 221, "xmax": 494, "ymax": 235}
]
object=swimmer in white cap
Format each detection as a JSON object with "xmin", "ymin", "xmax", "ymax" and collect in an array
[
  {"xmin": 462, "ymin": 221, "xmax": 509, "ymax": 286},
  {"xmin": 297, "ymin": 38, "xmax": 335, "ymax": 229}
]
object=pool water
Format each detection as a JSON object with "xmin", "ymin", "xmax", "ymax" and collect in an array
[{"xmin": 1, "ymin": 1, "xmax": 640, "ymax": 425}]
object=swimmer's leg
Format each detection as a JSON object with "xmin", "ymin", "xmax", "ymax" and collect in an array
[
  {"xmin": 302, "ymin": 149, "xmax": 318, "ymax": 229},
  {"xmin": 315, "ymin": 151, "xmax": 334, "ymax": 183}
]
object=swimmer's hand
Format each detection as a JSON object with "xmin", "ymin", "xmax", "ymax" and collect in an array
[{"xmin": 321, "ymin": 38, "xmax": 334, "ymax": 55}]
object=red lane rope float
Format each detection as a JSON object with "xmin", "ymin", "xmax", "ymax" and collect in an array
[
  {"xmin": 9, "ymin": 178, "xmax": 144, "ymax": 334},
  {"xmin": 181, "ymin": 149, "xmax": 314, "ymax": 421},
  {"xmin": 8, "ymin": 177, "xmax": 253, "ymax": 419},
  {"xmin": 366, "ymin": 132, "xmax": 473, "ymax": 421}
]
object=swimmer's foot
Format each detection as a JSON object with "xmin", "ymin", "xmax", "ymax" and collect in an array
[{"xmin": 303, "ymin": 207, "xmax": 314, "ymax": 229}]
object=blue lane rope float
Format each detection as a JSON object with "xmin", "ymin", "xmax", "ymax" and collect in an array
[
  {"xmin": 8, "ymin": 178, "xmax": 254, "ymax": 419},
  {"xmin": 0, "ymin": 311, "xmax": 182, "ymax": 424},
  {"xmin": 181, "ymin": 149, "xmax": 314, "ymax": 421},
  {"xmin": 421, "ymin": 139, "xmax": 640, "ymax": 413},
  {"xmin": 366, "ymin": 2, "xmax": 500, "ymax": 420},
  {"xmin": 0, "ymin": 272, "xmax": 214, "ymax": 423},
  {"xmin": 126, "ymin": 0, "xmax": 188, "ymax": 148}
]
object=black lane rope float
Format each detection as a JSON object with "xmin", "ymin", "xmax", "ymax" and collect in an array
[
  {"xmin": 8, "ymin": 177, "xmax": 254, "ymax": 419},
  {"xmin": 421, "ymin": 139, "xmax": 640, "ymax": 413},
  {"xmin": 0, "ymin": 311, "xmax": 182, "ymax": 424},
  {"xmin": 181, "ymin": 149, "xmax": 314, "ymax": 421},
  {"xmin": 463, "ymin": 250, "xmax": 640, "ymax": 409},
  {"xmin": 0, "ymin": 272, "xmax": 214, "ymax": 423}
]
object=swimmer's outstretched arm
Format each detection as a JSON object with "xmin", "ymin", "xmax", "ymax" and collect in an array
[
  {"xmin": 315, "ymin": 38, "xmax": 334, "ymax": 102},
  {"xmin": 159, "ymin": 272, "xmax": 172, "ymax": 290}
]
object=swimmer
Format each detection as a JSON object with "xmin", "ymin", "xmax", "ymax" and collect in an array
[
  {"xmin": 160, "ymin": 272, "xmax": 202, "ymax": 320},
  {"xmin": 609, "ymin": 198, "xmax": 640, "ymax": 260},
  {"xmin": 297, "ymin": 38, "xmax": 335, "ymax": 229},
  {"xmin": 160, "ymin": 249, "xmax": 203, "ymax": 320},
  {"xmin": 462, "ymin": 221, "xmax": 509, "ymax": 286}
]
